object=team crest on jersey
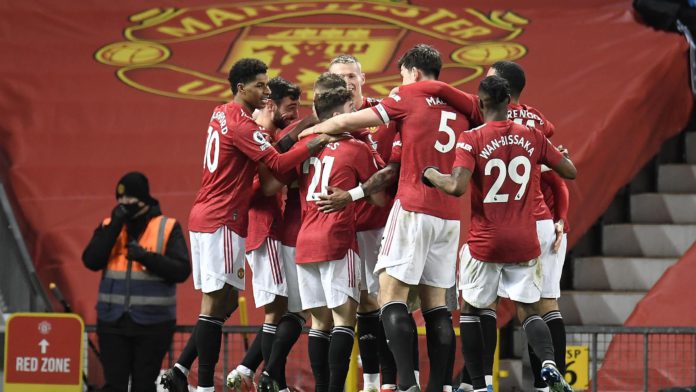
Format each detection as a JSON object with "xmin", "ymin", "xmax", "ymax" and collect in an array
[
  {"xmin": 237, "ymin": 267, "xmax": 245, "ymax": 279},
  {"xmin": 93, "ymin": 1, "xmax": 529, "ymax": 105}
]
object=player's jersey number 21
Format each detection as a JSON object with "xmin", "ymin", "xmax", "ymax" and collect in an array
[{"xmin": 304, "ymin": 156, "xmax": 335, "ymax": 201}]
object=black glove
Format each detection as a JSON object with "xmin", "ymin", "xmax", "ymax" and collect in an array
[
  {"xmin": 421, "ymin": 166, "xmax": 438, "ymax": 188},
  {"xmin": 110, "ymin": 204, "xmax": 128, "ymax": 226},
  {"xmin": 126, "ymin": 240, "xmax": 149, "ymax": 261}
]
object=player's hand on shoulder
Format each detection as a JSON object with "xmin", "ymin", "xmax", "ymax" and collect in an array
[
  {"xmin": 298, "ymin": 126, "xmax": 317, "ymax": 140},
  {"xmin": 317, "ymin": 186, "xmax": 351, "ymax": 213}
]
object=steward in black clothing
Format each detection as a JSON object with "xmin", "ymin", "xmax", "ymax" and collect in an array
[{"xmin": 82, "ymin": 172, "xmax": 190, "ymax": 392}]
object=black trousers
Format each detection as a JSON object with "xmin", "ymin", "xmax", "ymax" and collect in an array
[{"xmin": 97, "ymin": 314, "xmax": 175, "ymax": 392}]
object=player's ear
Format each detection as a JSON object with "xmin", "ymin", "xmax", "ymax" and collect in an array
[
  {"xmin": 478, "ymin": 97, "xmax": 485, "ymax": 112},
  {"xmin": 360, "ymin": 73, "xmax": 366, "ymax": 85},
  {"xmin": 237, "ymin": 82, "xmax": 246, "ymax": 96}
]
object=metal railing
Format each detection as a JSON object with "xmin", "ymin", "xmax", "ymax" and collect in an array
[
  {"xmin": 71, "ymin": 325, "xmax": 696, "ymax": 391},
  {"xmin": 0, "ymin": 182, "xmax": 51, "ymax": 312},
  {"xmin": 565, "ymin": 326, "xmax": 696, "ymax": 392}
]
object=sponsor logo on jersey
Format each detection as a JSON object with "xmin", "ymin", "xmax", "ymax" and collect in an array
[
  {"xmin": 94, "ymin": 1, "xmax": 529, "ymax": 105},
  {"xmin": 457, "ymin": 142, "xmax": 473, "ymax": 152}
]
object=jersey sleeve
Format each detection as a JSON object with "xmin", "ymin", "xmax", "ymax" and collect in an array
[
  {"xmin": 354, "ymin": 142, "xmax": 381, "ymax": 183},
  {"xmin": 388, "ymin": 135, "xmax": 402, "ymax": 164},
  {"xmin": 453, "ymin": 131, "xmax": 477, "ymax": 171},
  {"xmin": 541, "ymin": 171, "xmax": 570, "ymax": 224},
  {"xmin": 536, "ymin": 130, "xmax": 564, "ymax": 169},
  {"xmin": 407, "ymin": 80, "xmax": 483, "ymax": 126},
  {"xmin": 538, "ymin": 111, "xmax": 555, "ymax": 138},
  {"xmin": 371, "ymin": 91, "xmax": 410, "ymax": 124},
  {"xmin": 232, "ymin": 123, "xmax": 276, "ymax": 162}
]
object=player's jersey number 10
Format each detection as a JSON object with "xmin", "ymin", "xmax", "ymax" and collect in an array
[{"xmin": 204, "ymin": 126, "xmax": 219, "ymax": 173}]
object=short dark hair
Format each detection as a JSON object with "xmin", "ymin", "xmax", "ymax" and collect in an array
[
  {"xmin": 478, "ymin": 75, "xmax": 511, "ymax": 108},
  {"xmin": 314, "ymin": 87, "xmax": 353, "ymax": 121},
  {"xmin": 314, "ymin": 72, "xmax": 347, "ymax": 92},
  {"xmin": 490, "ymin": 61, "xmax": 526, "ymax": 98},
  {"xmin": 268, "ymin": 76, "xmax": 301, "ymax": 103},
  {"xmin": 228, "ymin": 58, "xmax": 267, "ymax": 95},
  {"xmin": 397, "ymin": 44, "xmax": 442, "ymax": 80}
]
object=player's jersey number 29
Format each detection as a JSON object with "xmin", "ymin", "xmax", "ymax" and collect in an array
[{"xmin": 484, "ymin": 156, "xmax": 531, "ymax": 203}]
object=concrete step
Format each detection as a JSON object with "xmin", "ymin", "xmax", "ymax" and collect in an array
[
  {"xmin": 658, "ymin": 164, "xmax": 696, "ymax": 193},
  {"xmin": 686, "ymin": 132, "xmax": 696, "ymax": 164},
  {"xmin": 630, "ymin": 193, "xmax": 696, "ymax": 224},
  {"xmin": 573, "ymin": 257, "xmax": 677, "ymax": 290},
  {"xmin": 602, "ymin": 224, "xmax": 696, "ymax": 257},
  {"xmin": 559, "ymin": 291, "xmax": 644, "ymax": 325}
]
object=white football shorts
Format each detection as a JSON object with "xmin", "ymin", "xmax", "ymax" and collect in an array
[
  {"xmin": 190, "ymin": 226, "xmax": 246, "ymax": 293},
  {"xmin": 297, "ymin": 250, "xmax": 361, "ymax": 310},
  {"xmin": 376, "ymin": 200, "xmax": 459, "ymax": 288},
  {"xmin": 459, "ymin": 244, "xmax": 542, "ymax": 309},
  {"xmin": 247, "ymin": 238, "xmax": 303, "ymax": 312},
  {"xmin": 357, "ymin": 228, "xmax": 384, "ymax": 294}
]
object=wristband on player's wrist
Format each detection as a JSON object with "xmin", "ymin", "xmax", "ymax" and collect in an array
[
  {"xmin": 347, "ymin": 186, "xmax": 365, "ymax": 201},
  {"xmin": 421, "ymin": 166, "xmax": 439, "ymax": 187}
]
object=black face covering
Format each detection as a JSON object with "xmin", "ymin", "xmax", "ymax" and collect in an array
[{"xmin": 120, "ymin": 203, "xmax": 142, "ymax": 219}]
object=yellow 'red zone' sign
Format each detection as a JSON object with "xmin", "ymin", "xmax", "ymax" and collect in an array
[{"xmin": 565, "ymin": 345, "xmax": 589, "ymax": 389}]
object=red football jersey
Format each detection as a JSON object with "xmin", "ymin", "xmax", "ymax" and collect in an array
[
  {"xmin": 454, "ymin": 120, "xmax": 565, "ymax": 263},
  {"xmin": 541, "ymin": 170, "xmax": 571, "ymax": 233},
  {"xmin": 276, "ymin": 119, "xmax": 305, "ymax": 247},
  {"xmin": 295, "ymin": 136, "xmax": 381, "ymax": 263},
  {"xmin": 246, "ymin": 177, "xmax": 283, "ymax": 252},
  {"xmin": 188, "ymin": 102, "xmax": 311, "ymax": 236},
  {"xmin": 507, "ymin": 103, "xmax": 555, "ymax": 222},
  {"xmin": 188, "ymin": 102, "xmax": 275, "ymax": 235},
  {"xmin": 353, "ymin": 97, "xmax": 397, "ymax": 231},
  {"xmin": 372, "ymin": 81, "xmax": 480, "ymax": 220}
]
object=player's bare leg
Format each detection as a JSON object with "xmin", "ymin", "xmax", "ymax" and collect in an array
[
  {"xmin": 528, "ymin": 298, "xmax": 566, "ymax": 392},
  {"xmin": 358, "ymin": 291, "xmax": 381, "ymax": 392},
  {"xmin": 378, "ymin": 272, "xmax": 418, "ymax": 391},
  {"xmin": 419, "ymin": 286, "xmax": 455, "ymax": 392},
  {"xmin": 308, "ymin": 307, "xmax": 333, "ymax": 392},
  {"xmin": 516, "ymin": 302, "xmax": 571, "ymax": 392}
]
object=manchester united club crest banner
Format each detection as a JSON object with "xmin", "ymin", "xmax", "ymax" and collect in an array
[{"xmin": 92, "ymin": 1, "xmax": 529, "ymax": 104}]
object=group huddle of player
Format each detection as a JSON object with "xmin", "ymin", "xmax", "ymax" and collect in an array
[{"xmin": 160, "ymin": 44, "xmax": 576, "ymax": 392}]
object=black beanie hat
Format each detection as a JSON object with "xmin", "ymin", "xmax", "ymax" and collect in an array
[{"xmin": 115, "ymin": 172, "xmax": 157, "ymax": 205}]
